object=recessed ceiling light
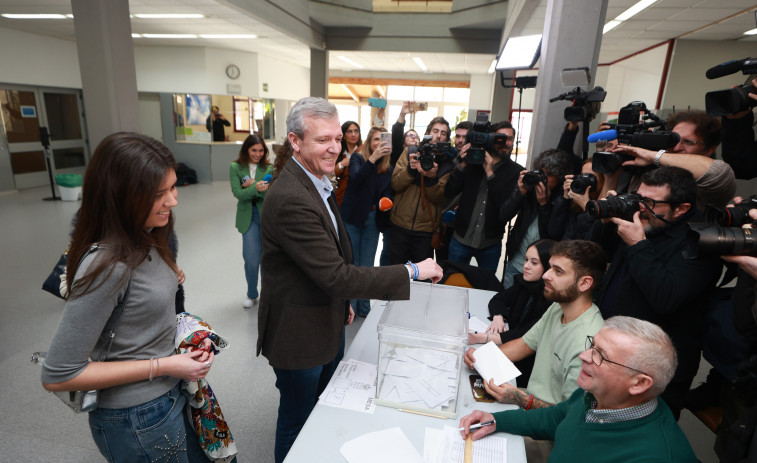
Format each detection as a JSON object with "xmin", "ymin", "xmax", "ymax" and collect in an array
[
  {"xmin": 615, "ymin": 0, "xmax": 657, "ymax": 22},
  {"xmin": 744, "ymin": 28, "xmax": 757, "ymax": 36},
  {"xmin": 200, "ymin": 34, "xmax": 257, "ymax": 39},
  {"xmin": 132, "ymin": 14, "xmax": 204, "ymax": 19},
  {"xmin": 602, "ymin": 20, "xmax": 622, "ymax": 34},
  {"xmin": 141, "ymin": 34, "xmax": 198, "ymax": 39},
  {"xmin": 1, "ymin": 14, "xmax": 68, "ymax": 19},
  {"xmin": 132, "ymin": 33, "xmax": 142, "ymax": 38},
  {"xmin": 338, "ymin": 55, "xmax": 364, "ymax": 69},
  {"xmin": 413, "ymin": 57, "xmax": 428, "ymax": 72}
]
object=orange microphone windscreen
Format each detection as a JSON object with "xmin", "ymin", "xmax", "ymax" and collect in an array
[{"xmin": 379, "ymin": 197, "xmax": 393, "ymax": 211}]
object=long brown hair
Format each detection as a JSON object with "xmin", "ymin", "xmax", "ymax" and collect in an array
[
  {"xmin": 66, "ymin": 132, "xmax": 178, "ymax": 299},
  {"xmin": 361, "ymin": 126, "xmax": 390, "ymax": 175},
  {"xmin": 236, "ymin": 134, "xmax": 270, "ymax": 168}
]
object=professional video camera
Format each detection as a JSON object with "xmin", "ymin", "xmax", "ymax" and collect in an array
[
  {"xmin": 584, "ymin": 193, "xmax": 641, "ymax": 221},
  {"xmin": 591, "ymin": 101, "xmax": 681, "ymax": 174},
  {"xmin": 705, "ymin": 58, "xmax": 757, "ymax": 117},
  {"xmin": 410, "ymin": 136, "xmax": 457, "ymax": 171},
  {"xmin": 570, "ymin": 173, "xmax": 597, "ymax": 195},
  {"xmin": 550, "ymin": 86, "xmax": 607, "ymax": 122},
  {"xmin": 522, "ymin": 170, "xmax": 547, "ymax": 190},
  {"xmin": 464, "ymin": 113, "xmax": 510, "ymax": 164}
]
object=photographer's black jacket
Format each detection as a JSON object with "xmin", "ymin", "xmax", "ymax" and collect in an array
[
  {"xmin": 594, "ymin": 208, "xmax": 722, "ymax": 416},
  {"xmin": 444, "ymin": 158, "xmax": 523, "ymax": 244},
  {"xmin": 499, "ymin": 184, "xmax": 563, "ymax": 260},
  {"xmin": 721, "ymin": 111, "xmax": 757, "ymax": 180}
]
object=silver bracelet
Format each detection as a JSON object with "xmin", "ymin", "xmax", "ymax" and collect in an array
[{"xmin": 654, "ymin": 150, "xmax": 665, "ymax": 167}]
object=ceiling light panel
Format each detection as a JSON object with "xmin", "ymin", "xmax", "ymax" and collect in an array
[
  {"xmin": 1, "ymin": 14, "xmax": 68, "ymax": 19},
  {"xmin": 132, "ymin": 14, "xmax": 205, "ymax": 19}
]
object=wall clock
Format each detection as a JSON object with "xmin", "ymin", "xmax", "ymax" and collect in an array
[{"xmin": 226, "ymin": 64, "xmax": 240, "ymax": 79}]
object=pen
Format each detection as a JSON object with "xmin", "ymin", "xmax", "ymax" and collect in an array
[{"xmin": 458, "ymin": 420, "xmax": 495, "ymax": 432}]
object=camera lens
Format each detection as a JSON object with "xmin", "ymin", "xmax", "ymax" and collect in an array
[
  {"xmin": 570, "ymin": 174, "xmax": 597, "ymax": 195},
  {"xmin": 684, "ymin": 223, "xmax": 757, "ymax": 259},
  {"xmin": 585, "ymin": 194, "xmax": 641, "ymax": 220}
]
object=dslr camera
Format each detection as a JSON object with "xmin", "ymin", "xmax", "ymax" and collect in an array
[
  {"xmin": 410, "ymin": 136, "xmax": 457, "ymax": 171},
  {"xmin": 464, "ymin": 113, "xmax": 511, "ymax": 164},
  {"xmin": 522, "ymin": 170, "xmax": 547, "ymax": 190},
  {"xmin": 684, "ymin": 196, "xmax": 757, "ymax": 258},
  {"xmin": 705, "ymin": 58, "xmax": 757, "ymax": 117},
  {"xmin": 585, "ymin": 193, "xmax": 641, "ymax": 221},
  {"xmin": 570, "ymin": 173, "xmax": 597, "ymax": 195},
  {"xmin": 592, "ymin": 101, "xmax": 680, "ymax": 174}
]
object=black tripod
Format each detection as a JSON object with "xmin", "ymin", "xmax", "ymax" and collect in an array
[
  {"xmin": 41, "ymin": 126, "xmax": 59, "ymax": 201},
  {"xmin": 501, "ymin": 73, "xmax": 537, "ymax": 157}
]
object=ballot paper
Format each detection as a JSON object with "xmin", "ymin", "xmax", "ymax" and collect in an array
[
  {"xmin": 423, "ymin": 426, "xmax": 507, "ymax": 463},
  {"xmin": 377, "ymin": 346, "xmax": 460, "ymax": 411},
  {"xmin": 319, "ymin": 358, "xmax": 377, "ymax": 413},
  {"xmin": 340, "ymin": 427, "xmax": 424, "ymax": 463},
  {"xmin": 468, "ymin": 315, "xmax": 490, "ymax": 334},
  {"xmin": 472, "ymin": 341, "xmax": 521, "ymax": 386}
]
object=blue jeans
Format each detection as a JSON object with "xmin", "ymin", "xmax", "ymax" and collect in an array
[
  {"xmin": 88, "ymin": 382, "xmax": 209, "ymax": 462},
  {"xmin": 272, "ymin": 333, "xmax": 345, "ymax": 463},
  {"xmin": 242, "ymin": 207, "xmax": 262, "ymax": 299},
  {"xmin": 448, "ymin": 237, "xmax": 502, "ymax": 273},
  {"xmin": 344, "ymin": 211, "xmax": 380, "ymax": 316}
]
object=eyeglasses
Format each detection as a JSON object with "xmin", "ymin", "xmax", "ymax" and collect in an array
[
  {"xmin": 585, "ymin": 336, "xmax": 650, "ymax": 377},
  {"xmin": 640, "ymin": 196, "xmax": 673, "ymax": 210},
  {"xmin": 679, "ymin": 138, "xmax": 704, "ymax": 147}
]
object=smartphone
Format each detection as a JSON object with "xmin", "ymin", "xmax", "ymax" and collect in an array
[
  {"xmin": 409, "ymin": 101, "xmax": 428, "ymax": 112},
  {"xmin": 241, "ymin": 175, "xmax": 250, "ymax": 185},
  {"xmin": 380, "ymin": 132, "xmax": 392, "ymax": 150},
  {"xmin": 368, "ymin": 97, "xmax": 387, "ymax": 108}
]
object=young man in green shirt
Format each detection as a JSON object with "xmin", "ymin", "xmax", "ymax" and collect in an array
[
  {"xmin": 460, "ymin": 316, "xmax": 698, "ymax": 463},
  {"xmin": 464, "ymin": 240, "xmax": 606, "ymax": 409}
]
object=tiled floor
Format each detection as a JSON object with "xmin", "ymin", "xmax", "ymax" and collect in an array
[{"xmin": 0, "ymin": 182, "xmax": 717, "ymax": 462}]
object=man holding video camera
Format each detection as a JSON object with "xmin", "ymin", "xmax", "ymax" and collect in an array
[
  {"xmin": 592, "ymin": 166, "xmax": 722, "ymax": 420},
  {"xmin": 721, "ymin": 77, "xmax": 757, "ymax": 180},
  {"xmin": 444, "ymin": 121, "xmax": 523, "ymax": 272},
  {"xmin": 610, "ymin": 109, "xmax": 736, "ymax": 209}
]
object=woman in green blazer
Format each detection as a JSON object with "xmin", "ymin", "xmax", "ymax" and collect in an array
[{"xmin": 230, "ymin": 134, "xmax": 274, "ymax": 308}]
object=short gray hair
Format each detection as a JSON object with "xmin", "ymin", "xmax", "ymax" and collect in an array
[
  {"xmin": 286, "ymin": 97, "xmax": 339, "ymax": 138},
  {"xmin": 603, "ymin": 316, "xmax": 677, "ymax": 396}
]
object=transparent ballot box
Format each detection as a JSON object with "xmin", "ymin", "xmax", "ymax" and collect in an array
[{"xmin": 375, "ymin": 281, "xmax": 468, "ymax": 418}]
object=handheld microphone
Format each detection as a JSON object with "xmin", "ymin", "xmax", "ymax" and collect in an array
[
  {"xmin": 263, "ymin": 174, "xmax": 273, "ymax": 183},
  {"xmin": 587, "ymin": 129, "xmax": 618, "ymax": 143},
  {"xmin": 706, "ymin": 58, "xmax": 749, "ymax": 80}
]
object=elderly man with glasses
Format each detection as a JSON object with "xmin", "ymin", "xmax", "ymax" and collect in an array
[
  {"xmin": 591, "ymin": 166, "xmax": 722, "ymax": 420},
  {"xmin": 609, "ymin": 109, "xmax": 735, "ymax": 210},
  {"xmin": 460, "ymin": 316, "xmax": 698, "ymax": 463}
]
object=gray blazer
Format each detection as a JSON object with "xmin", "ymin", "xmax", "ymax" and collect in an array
[{"xmin": 257, "ymin": 158, "xmax": 410, "ymax": 370}]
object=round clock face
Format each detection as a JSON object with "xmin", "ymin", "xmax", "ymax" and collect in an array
[{"xmin": 226, "ymin": 64, "xmax": 240, "ymax": 79}]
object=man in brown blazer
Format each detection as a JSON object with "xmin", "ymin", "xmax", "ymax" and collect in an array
[{"xmin": 258, "ymin": 97, "xmax": 443, "ymax": 463}]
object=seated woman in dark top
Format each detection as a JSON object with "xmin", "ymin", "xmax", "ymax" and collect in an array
[{"xmin": 468, "ymin": 239, "xmax": 555, "ymax": 386}]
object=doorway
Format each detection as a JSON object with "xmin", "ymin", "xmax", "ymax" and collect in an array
[{"xmin": 0, "ymin": 85, "xmax": 89, "ymax": 191}]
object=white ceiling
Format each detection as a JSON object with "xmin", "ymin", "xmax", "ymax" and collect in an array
[{"xmin": 0, "ymin": 0, "xmax": 754, "ymax": 75}]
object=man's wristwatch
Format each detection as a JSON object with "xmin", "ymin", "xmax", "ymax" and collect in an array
[{"xmin": 654, "ymin": 150, "xmax": 665, "ymax": 167}]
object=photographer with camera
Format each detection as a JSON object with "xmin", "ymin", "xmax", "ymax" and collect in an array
[
  {"xmin": 720, "ymin": 77, "xmax": 757, "ymax": 180},
  {"xmin": 546, "ymin": 159, "xmax": 605, "ymax": 241},
  {"xmin": 206, "ymin": 105, "xmax": 231, "ymax": 142},
  {"xmin": 443, "ymin": 121, "xmax": 523, "ymax": 272},
  {"xmin": 500, "ymin": 149, "xmax": 576, "ymax": 289},
  {"xmin": 609, "ymin": 109, "xmax": 735, "ymax": 209},
  {"xmin": 591, "ymin": 166, "xmax": 722, "ymax": 420},
  {"xmin": 389, "ymin": 117, "xmax": 456, "ymax": 264}
]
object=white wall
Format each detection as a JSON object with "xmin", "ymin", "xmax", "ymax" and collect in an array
[
  {"xmin": 0, "ymin": 27, "xmax": 81, "ymax": 88},
  {"xmin": 258, "ymin": 55, "xmax": 310, "ymax": 100},
  {"xmin": 662, "ymin": 39, "xmax": 756, "ymax": 111},
  {"xmin": 601, "ymin": 44, "xmax": 667, "ymax": 113}
]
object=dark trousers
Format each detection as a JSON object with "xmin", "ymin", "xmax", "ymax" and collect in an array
[
  {"xmin": 272, "ymin": 332, "xmax": 345, "ymax": 463},
  {"xmin": 388, "ymin": 225, "xmax": 433, "ymax": 265}
]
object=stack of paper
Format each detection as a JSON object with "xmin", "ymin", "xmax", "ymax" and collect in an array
[
  {"xmin": 319, "ymin": 359, "xmax": 377, "ymax": 414},
  {"xmin": 472, "ymin": 342, "xmax": 521, "ymax": 386},
  {"xmin": 378, "ymin": 346, "xmax": 459, "ymax": 411},
  {"xmin": 340, "ymin": 427, "xmax": 424, "ymax": 463},
  {"xmin": 424, "ymin": 426, "xmax": 507, "ymax": 463}
]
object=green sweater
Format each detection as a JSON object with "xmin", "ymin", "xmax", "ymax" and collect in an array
[{"xmin": 493, "ymin": 388, "xmax": 698, "ymax": 462}]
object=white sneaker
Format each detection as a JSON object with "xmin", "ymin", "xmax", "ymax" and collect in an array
[{"xmin": 243, "ymin": 297, "xmax": 255, "ymax": 308}]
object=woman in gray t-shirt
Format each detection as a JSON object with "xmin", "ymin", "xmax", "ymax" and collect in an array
[{"xmin": 41, "ymin": 132, "xmax": 213, "ymax": 462}]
